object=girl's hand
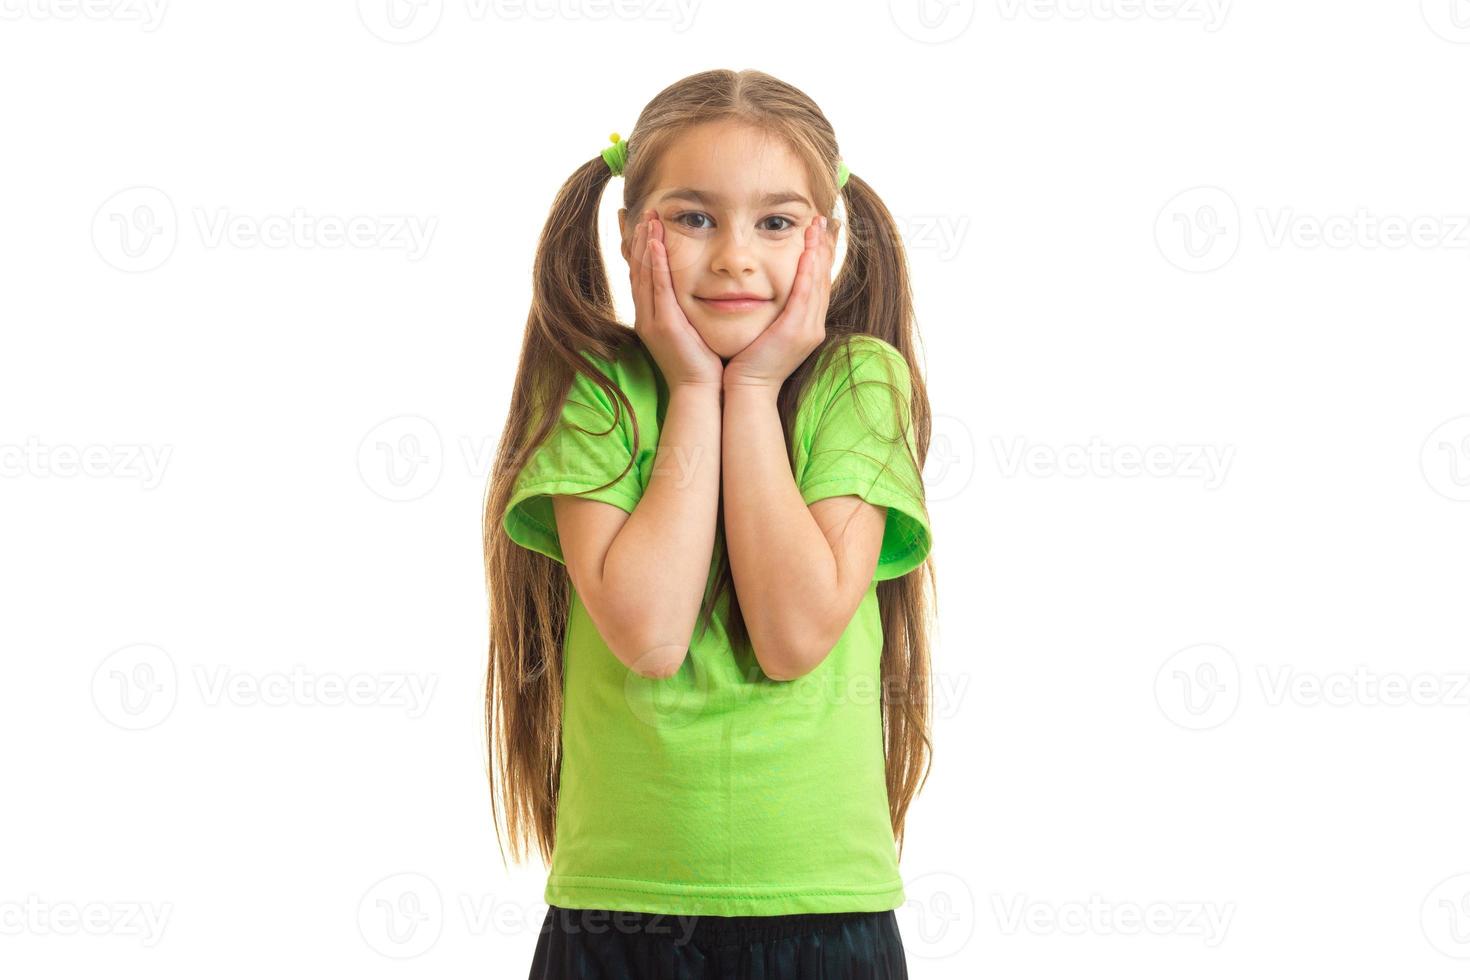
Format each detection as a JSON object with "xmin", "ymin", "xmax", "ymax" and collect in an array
[
  {"xmin": 722, "ymin": 216, "xmax": 838, "ymax": 391},
  {"xmin": 627, "ymin": 209, "xmax": 724, "ymax": 389}
]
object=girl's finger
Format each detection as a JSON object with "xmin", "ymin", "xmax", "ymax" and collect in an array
[
  {"xmin": 630, "ymin": 215, "xmax": 643, "ymax": 271},
  {"xmin": 637, "ymin": 214, "xmax": 655, "ymax": 323},
  {"xmin": 654, "ymin": 218, "xmax": 678, "ymax": 295},
  {"xmin": 808, "ymin": 222, "xmax": 831, "ymax": 335},
  {"xmin": 650, "ymin": 233, "xmax": 674, "ymax": 310},
  {"xmin": 645, "ymin": 216, "xmax": 670, "ymax": 327},
  {"xmin": 806, "ymin": 218, "xmax": 823, "ymax": 279},
  {"xmin": 818, "ymin": 221, "xmax": 835, "ymax": 292},
  {"xmin": 629, "ymin": 216, "xmax": 646, "ymax": 293},
  {"xmin": 792, "ymin": 226, "xmax": 818, "ymax": 305},
  {"xmin": 773, "ymin": 252, "xmax": 811, "ymax": 337}
]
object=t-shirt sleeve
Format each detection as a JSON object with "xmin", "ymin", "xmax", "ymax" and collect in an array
[
  {"xmin": 794, "ymin": 338, "xmax": 933, "ymax": 581},
  {"xmin": 501, "ymin": 361, "xmax": 643, "ymax": 565}
]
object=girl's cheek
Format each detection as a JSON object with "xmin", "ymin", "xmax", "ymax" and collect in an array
[
  {"xmin": 780, "ymin": 255, "xmax": 803, "ymax": 292},
  {"xmin": 661, "ymin": 235, "xmax": 697, "ymax": 278}
]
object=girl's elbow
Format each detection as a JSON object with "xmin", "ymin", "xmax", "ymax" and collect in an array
[
  {"xmin": 754, "ymin": 628, "xmax": 834, "ymax": 682},
  {"xmin": 614, "ymin": 636, "xmax": 689, "ymax": 680},
  {"xmin": 587, "ymin": 593, "xmax": 691, "ymax": 679}
]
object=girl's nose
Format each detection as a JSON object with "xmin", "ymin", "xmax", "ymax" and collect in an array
[{"xmin": 709, "ymin": 230, "xmax": 757, "ymax": 276}]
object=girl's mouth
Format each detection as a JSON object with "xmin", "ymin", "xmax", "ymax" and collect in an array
[{"xmin": 696, "ymin": 296, "xmax": 772, "ymax": 313}]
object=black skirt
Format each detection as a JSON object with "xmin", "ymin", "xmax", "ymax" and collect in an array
[{"xmin": 528, "ymin": 904, "xmax": 909, "ymax": 979}]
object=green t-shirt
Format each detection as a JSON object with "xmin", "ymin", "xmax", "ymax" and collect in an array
[{"xmin": 502, "ymin": 333, "xmax": 932, "ymax": 916}]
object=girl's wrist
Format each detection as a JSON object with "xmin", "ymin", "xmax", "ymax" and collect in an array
[
  {"xmin": 671, "ymin": 380, "xmax": 726, "ymax": 410},
  {"xmin": 721, "ymin": 376, "xmax": 782, "ymax": 404},
  {"xmin": 672, "ymin": 379, "xmax": 724, "ymax": 396}
]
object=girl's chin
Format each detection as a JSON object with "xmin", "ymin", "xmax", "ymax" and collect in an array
[{"xmin": 692, "ymin": 318, "xmax": 771, "ymax": 360}]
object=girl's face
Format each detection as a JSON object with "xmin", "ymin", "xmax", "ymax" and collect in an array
[{"xmin": 621, "ymin": 121, "xmax": 826, "ymax": 360}]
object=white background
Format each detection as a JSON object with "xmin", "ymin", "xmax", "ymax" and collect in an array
[{"xmin": 3, "ymin": 1, "xmax": 1470, "ymax": 977}]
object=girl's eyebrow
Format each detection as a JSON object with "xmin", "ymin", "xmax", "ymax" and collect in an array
[{"xmin": 657, "ymin": 187, "xmax": 812, "ymax": 210}]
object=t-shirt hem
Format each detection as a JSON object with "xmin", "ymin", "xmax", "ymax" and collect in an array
[
  {"xmin": 544, "ymin": 874, "xmax": 906, "ymax": 916},
  {"xmin": 513, "ymin": 479, "xmax": 642, "ymax": 516},
  {"xmin": 799, "ymin": 475, "xmax": 932, "ymax": 580},
  {"xmin": 503, "ymin": 479, "xmax": 642, "ymax": 564}
]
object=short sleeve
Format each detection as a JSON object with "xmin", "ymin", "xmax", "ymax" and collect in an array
[
  {"xmin": 502, "ymin": 360, "xmax": 643, "ymax": 565},
  {"xmin": 795, "ymin": 338, "xmax": 933, "ymax": 581}
]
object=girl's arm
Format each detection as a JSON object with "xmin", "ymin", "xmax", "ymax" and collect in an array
[
  {"xmin": 554, "ymin": 380, "xmax": 723, "ymax": 680},
  {"xmin": 721, "ymin": 381, "xmax": 887, "ymax": 681}
]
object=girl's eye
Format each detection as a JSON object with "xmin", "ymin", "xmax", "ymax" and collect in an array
[
  {"xmin": 673, "ymin": 212, "xmax": 713, "ymax": 231},
  {"xmin": 671, "ymin": 212, "xmax": 798, "ymax": 234}
]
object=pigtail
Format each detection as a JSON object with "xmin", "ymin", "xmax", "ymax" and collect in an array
[
  {"xmin": 829, "ymin": 172, "xmax": 913, "ymax": 353},
  {"xmin": 828, "ymin": 170, "xmax": 938, "ymax": 859},
  {"xmin": 483, "ymin": 155, "xmax": 641, "ymax": 869},
  {"xmin": 530, "ymin": 158, "xmax": 625, "ymax": 358}
]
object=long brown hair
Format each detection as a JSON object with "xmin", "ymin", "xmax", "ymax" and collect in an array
[{"xmin": 481, "ymin": 68, "xmax": 937, "ymax": 871}]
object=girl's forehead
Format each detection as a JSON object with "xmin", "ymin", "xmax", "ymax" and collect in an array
[
  {"xmin": 651, "ymin": 126, "xmax": 813, "ymax": 203},
  {"xmin": 664, "ymin": 121, "xmax": 798, "ymax": 166}
]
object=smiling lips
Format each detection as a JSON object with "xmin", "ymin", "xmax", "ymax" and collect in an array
[{"xmin": 696, "ymin": 293, "xmax": 772, "ymax": 313}]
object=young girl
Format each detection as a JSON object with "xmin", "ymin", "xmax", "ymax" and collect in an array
[{"xmin": 482, "ymin": 68, "xmax": 936, "ymax": 979}]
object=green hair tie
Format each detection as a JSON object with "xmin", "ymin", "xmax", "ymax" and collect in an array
[
  {"xmin": 601, "ymin": 130, "xmax": 850, "ymax": 189},
  {"xmin": 602, "ymin": 132, "xmax": 629, "ymax": 177}
]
